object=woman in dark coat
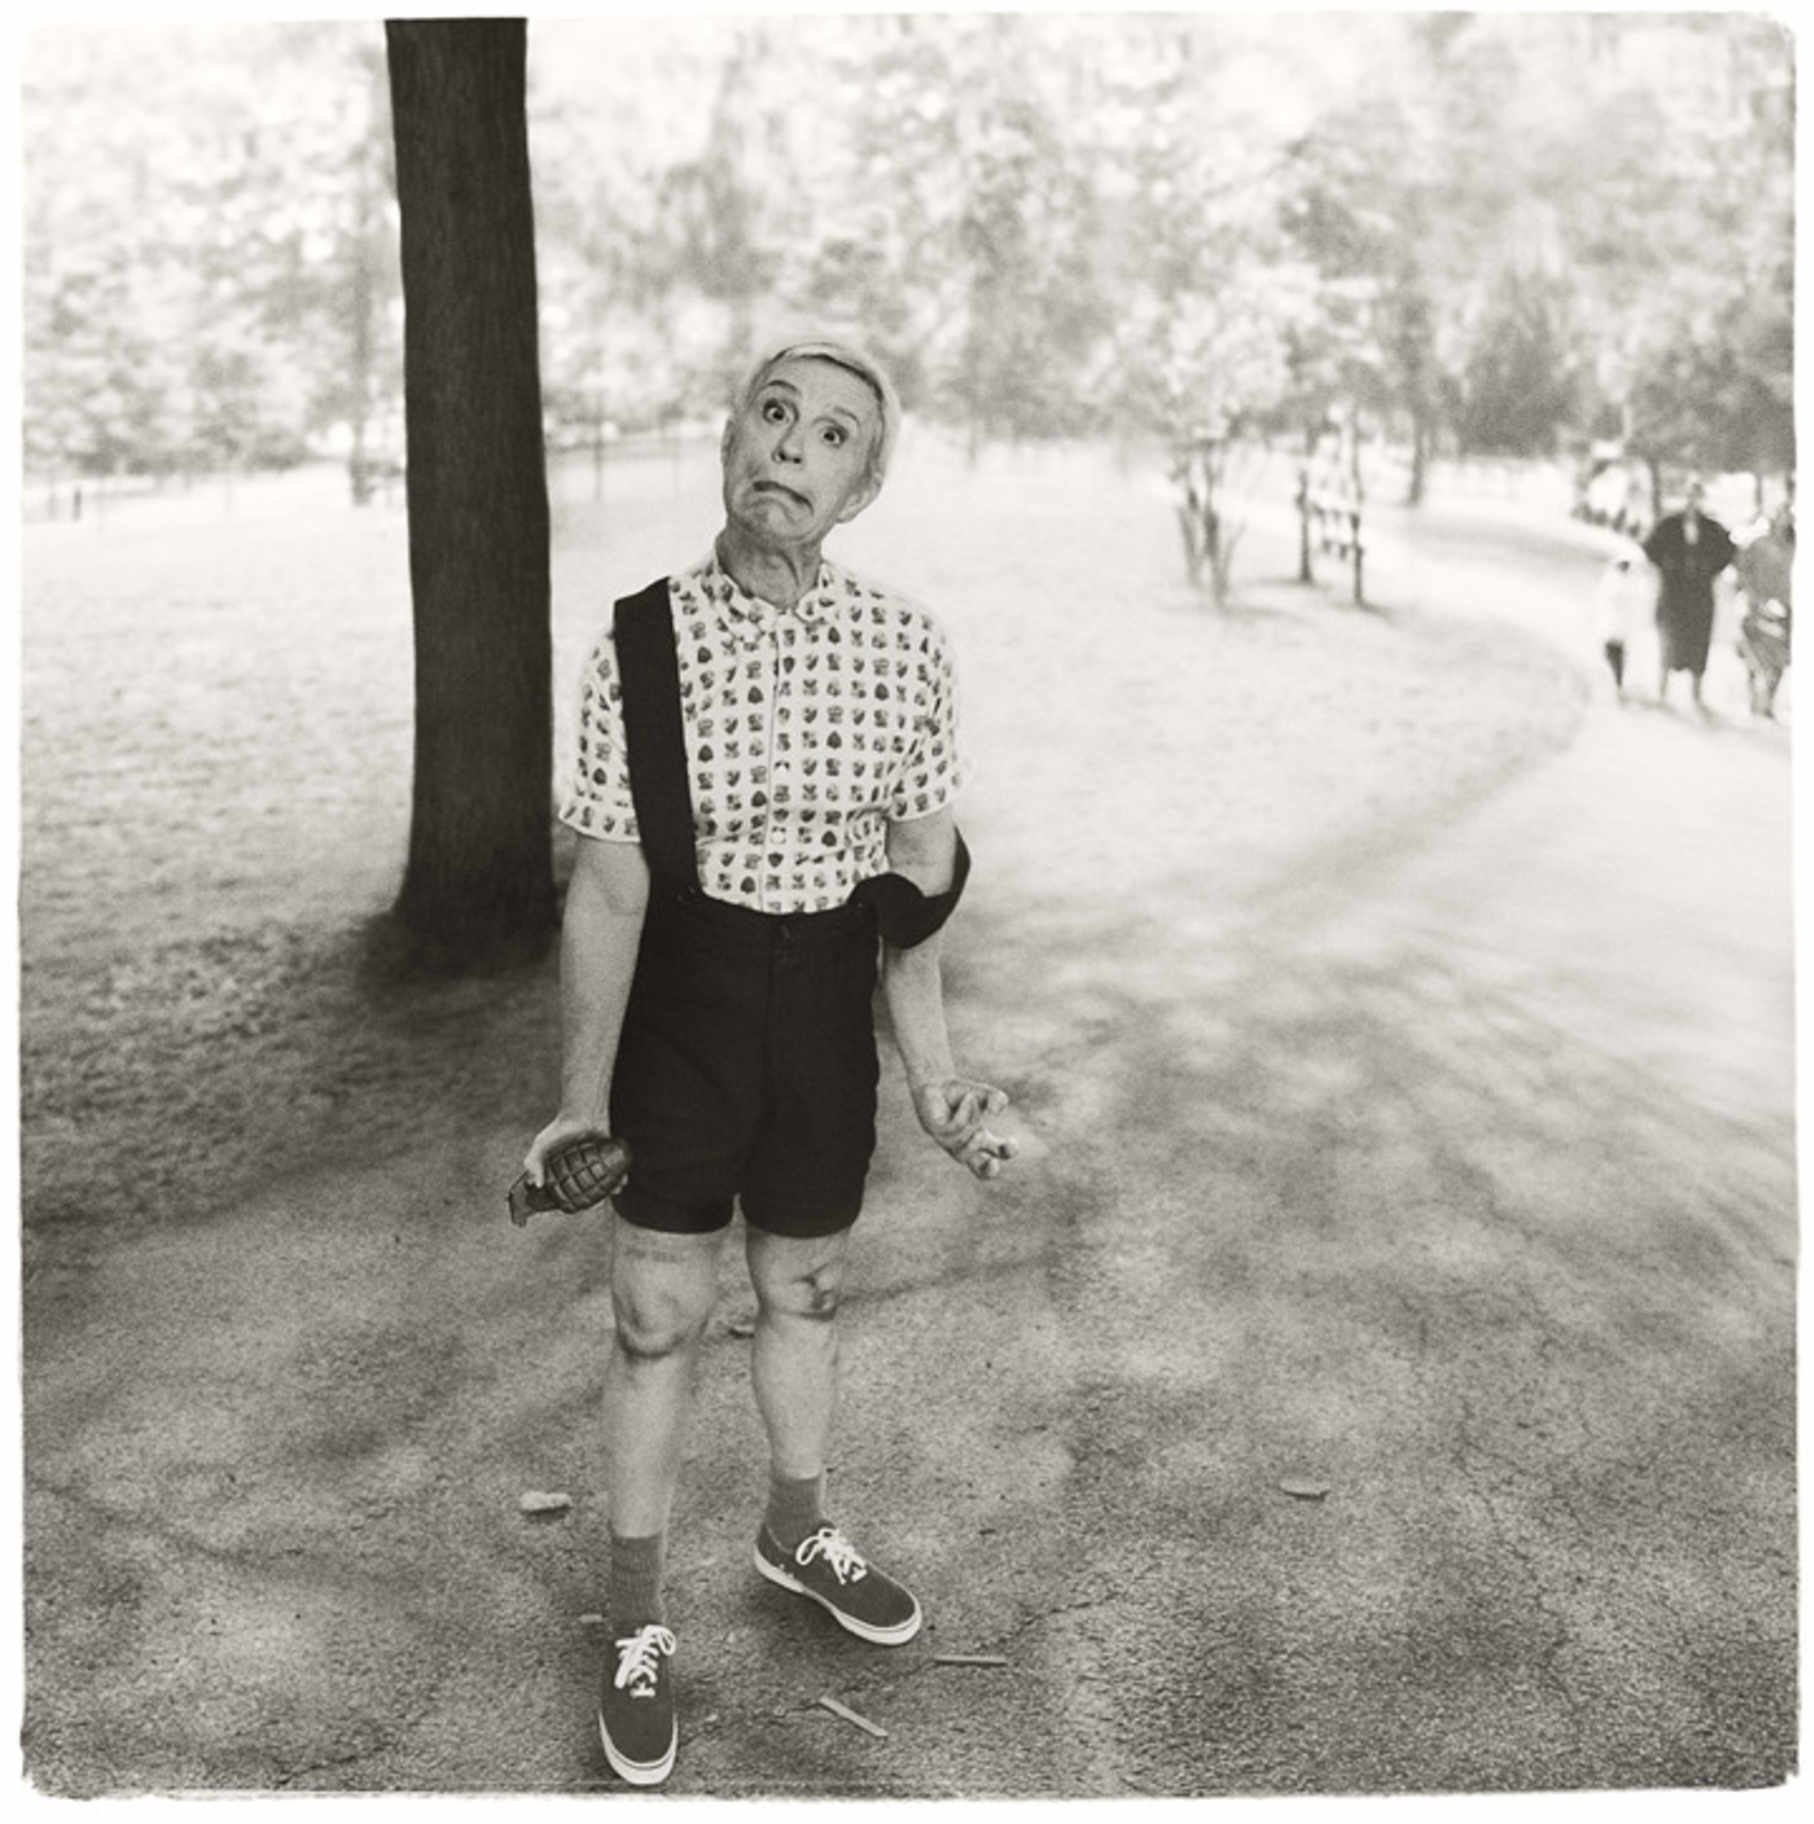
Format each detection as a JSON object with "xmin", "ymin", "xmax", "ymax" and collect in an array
[{"xmin": 1643, "ymin": 478, "xmax": 1736, "ymax": 709}]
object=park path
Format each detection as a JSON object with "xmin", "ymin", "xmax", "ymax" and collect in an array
[{"xmin": 21, "ymin": 485, "xmax": 1796, "ymax": 1796}]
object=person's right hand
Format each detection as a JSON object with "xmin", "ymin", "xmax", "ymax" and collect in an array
[{"xmin": 523, "ymin": 1112, "xmax": 614, "ymax": 1188}]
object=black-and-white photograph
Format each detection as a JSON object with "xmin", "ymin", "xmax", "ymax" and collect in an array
[{"xmin": 13, "ymin": 2, "xmax": 1799, "ymax": 1802}]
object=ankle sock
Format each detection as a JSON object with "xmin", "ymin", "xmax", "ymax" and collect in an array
[
  {"xmin": 608, "ymin": 1530, "xmax": 667, "ymax": 1630},
  {"xmin": 764, "ymin": 1469, "xmax": 828, "ymax": 1555}
]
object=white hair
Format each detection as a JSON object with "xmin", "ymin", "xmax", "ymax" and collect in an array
[{"xmin": 733, "ymin": 337, "xmax": 902, "ymax": 490}]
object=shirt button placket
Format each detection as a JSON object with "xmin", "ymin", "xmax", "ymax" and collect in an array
[{"xmin": 761, "ymin": 621, "xmax": 785, "ymax": 913}]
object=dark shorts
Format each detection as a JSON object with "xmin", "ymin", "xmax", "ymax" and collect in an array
[{"xmin": 609, "ymin": 885, "xmax": 881, "ymax": 1238}]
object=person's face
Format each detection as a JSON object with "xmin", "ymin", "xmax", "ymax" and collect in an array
[{"xmin": 721, "ymin": 357, "xmax": 882, "ymax": 549}]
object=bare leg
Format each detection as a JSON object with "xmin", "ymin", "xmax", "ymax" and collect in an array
[
  {"xmin": 604, "ymin": 1218, "xmax": 726, "ymax": 1536},
  {"xmin": 745, "ymin": 1226, "xmax": 852, "ymax": 1478}
]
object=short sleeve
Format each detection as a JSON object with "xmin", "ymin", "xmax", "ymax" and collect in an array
[
  {"xmin": 889, "ymin": 614, "xmax": 962, "ymax": 822},
  {"xmin": 557, "ymin": 628, "xmax": 641, "ymax": 842}
]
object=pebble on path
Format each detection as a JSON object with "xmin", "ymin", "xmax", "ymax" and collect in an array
[
  {"xmin": 1279, "ymin": 1477, "xmax": 1332, "ymax": 1501},
  {"xmin": 518, "ymin": 1490, "xmax": 573, "ymax": 1515}
]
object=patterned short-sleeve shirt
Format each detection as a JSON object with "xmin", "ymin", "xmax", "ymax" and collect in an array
[{"xmin": 559, "ymin": 552, "xmax": 961, "ymax": 914}]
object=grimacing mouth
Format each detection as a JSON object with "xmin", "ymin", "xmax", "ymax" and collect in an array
[{"xmin": 750, "ymin": 477, "xmax": 812, "ymax": 508}]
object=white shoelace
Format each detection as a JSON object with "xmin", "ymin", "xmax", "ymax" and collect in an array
[
  {"xmin": 795, "ymin": 1525, "xmax": 868, "ymax": 1585},
  {"xmin": 613, "ymin": 1624, "xmax": 676, "ymax": 1697}
]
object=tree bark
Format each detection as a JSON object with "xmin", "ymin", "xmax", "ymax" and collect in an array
[{"xmin": 386, "ymin": 19, "xmax": 555, "ymax": 964}]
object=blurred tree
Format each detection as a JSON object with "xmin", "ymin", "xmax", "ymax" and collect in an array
[
  {"xmin": 1080, "ymin": 15, "xmax": 1322, "ymax": 592},
  {"xmin": 1278, "ymin": 14, "xmax": 1523, "ymax": 505},
  {"xmin": 1453, "ymin": 269, "xmax": 1583, "ymax": 456},
  {"xmin": 529, "ymin": 21, "xmax": 713, "ymax": 445},
  {"xmin": 1552, "ymin": 13, "xmax": 1793, "ymax": 492},
  {"xmin": 22, "ymin": 11, "xmax": 1792, "ymax": 511},
  {"xmin": 21, "ymin": 23, "xmax": 401, "ymax": 494},
  {"xmin": 656, "ymin": 31, "xmax": 786, "ymax": 387},
  {"xmin": 943, "ymin": 19, "xmax": 1112, "ymax": 446},
  {"xmin": 387, "ymin": 19, "xmax": 556, "ymax": 963},
  {"xmin": 22, "ymin": 31, "xmax": 195, "ymax": 487},
  {"xmin": 297, "ymin": 34, "xmax": 404, "ymax": 504},
  {"xmin": 804, "ymin": 15, "xmax": 980, "ymax": 412}
]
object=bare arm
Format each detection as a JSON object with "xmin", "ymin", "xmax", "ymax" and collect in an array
[
  {"xmin": 524, "ymin": 835, "xmax": 650, "ymax": 1182},
  {"xmin": 880, "ymin": 808, "xmax": 1015, "ymax": 1180}
]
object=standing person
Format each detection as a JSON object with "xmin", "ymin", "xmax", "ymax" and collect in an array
[
  {"xmin": 1592, "ymin": 537, "xmax": 1652, "ymax": 702},
  {"xmin": 1642, "ymin": 477, "xmax": 1736, "ymax": 711},
  {"xmin": 524, "ymin": 337, "xmax": 1016, "ymax": 1789}
]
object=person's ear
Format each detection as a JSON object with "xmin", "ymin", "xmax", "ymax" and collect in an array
[{"xmin": 836, "ymin": 472, "xmax": 882, "ymax": 525}]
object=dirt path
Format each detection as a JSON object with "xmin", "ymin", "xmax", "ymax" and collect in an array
[{"xmin": 19, "ymin": 458, "xmax": 1796, "ymax": 1796}]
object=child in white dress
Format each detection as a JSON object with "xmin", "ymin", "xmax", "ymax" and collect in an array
[{"xmin": 1593, "ymin": 539, "xmax": 1655, "ymax": 701}]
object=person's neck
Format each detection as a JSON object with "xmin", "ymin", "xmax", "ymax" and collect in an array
[{"xmin": 716, "ymin": 525, "xmax": 822, "ymax": 612}]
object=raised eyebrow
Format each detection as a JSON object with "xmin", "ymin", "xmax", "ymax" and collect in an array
[{"xmin": 758, "ymin": 379, "xmax": 865, "ymax": 431}]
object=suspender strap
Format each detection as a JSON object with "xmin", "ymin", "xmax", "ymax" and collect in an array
[{"xmin": 612, "ymin": 578, "xmax": 699, "ymax": 890}]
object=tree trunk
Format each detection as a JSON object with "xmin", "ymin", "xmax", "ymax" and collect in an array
[
  {"xmin": 1297, "ymin": 425, "xmax": 1316, "ymax": 584},
  {"xmin": 387, "ymin": 19, "xmax": 556, "ymax": 965}
]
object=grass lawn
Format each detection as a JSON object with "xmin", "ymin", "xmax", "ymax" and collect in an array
[{"xmin": 18, "ymin": 437, "xmax": 1585, "ymax": 1271}]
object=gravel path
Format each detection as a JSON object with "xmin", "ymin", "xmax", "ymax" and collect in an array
[{"xmin": 20, "ymin": 443, "xmax": 1794, "ymax": 1798}]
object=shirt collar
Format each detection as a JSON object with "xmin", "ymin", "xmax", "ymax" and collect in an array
[{"xmin": 698, "ymin": 551, "xmax": 838, "ymax": 643}]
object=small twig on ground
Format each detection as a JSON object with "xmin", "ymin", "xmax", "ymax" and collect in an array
[{"xmin": 816, "ymin": 1695, "xmax": 888, "ymax": 1739}]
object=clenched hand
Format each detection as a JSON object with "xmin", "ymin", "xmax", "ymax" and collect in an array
[{"xmin": 913, "ymin": 1077, "xmax": 1018, "ymax": 1179}]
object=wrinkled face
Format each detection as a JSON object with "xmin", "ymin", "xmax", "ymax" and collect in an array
[{"xmin": 721, "ymin": 357, "xmax": 882, "ymax": 549}]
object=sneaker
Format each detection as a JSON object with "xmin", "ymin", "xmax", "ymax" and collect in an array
[
  {"xmin": 754, "ymin": 1523, "xmax": 923, "ymax": 1646},
  {"xmin": 597, "ymin": 1622, "xmax": 677, "ymax": 1786}
]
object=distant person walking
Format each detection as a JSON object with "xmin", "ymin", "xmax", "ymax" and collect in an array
[
  {"xmin": 1643, "ymin": 478, "xmax": 1735, "ymax": 711},
  {"xmin": 1735, "ymin": 503, "xmax": 1794, "ymax": 719},
  {"xmin": 1592, "ymin": 537, "xmax": 1652, "ymax": 702},
  {"xmin": 524, "ymin": 337, "xmax": 1016, "ymax": 1788}
]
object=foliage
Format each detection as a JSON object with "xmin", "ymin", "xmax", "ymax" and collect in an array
[
  {"xmin": 1452, "ymin": 269, "xmax": 1584, "ymax": 457},
  {"xmin": 23, "ymin": 22, "xmax": 398, "ymax": 490},
  {"xmin": 20, "ymin": 13, "xmax": 1795, "ymax": 488}
]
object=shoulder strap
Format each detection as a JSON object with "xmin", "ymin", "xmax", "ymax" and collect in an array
[{"xmin": 612, "ymin": 578, "xmax": 699, "ymax": 890}]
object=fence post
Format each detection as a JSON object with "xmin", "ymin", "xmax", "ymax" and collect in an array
[{"xmin": 1296, "ymin": 463, "xmax": 1314, "ymax": 584}]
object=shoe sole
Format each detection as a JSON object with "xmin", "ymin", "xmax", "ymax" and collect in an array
[
  {"xmin": 597, "ymin": 1711, "xmax": 676, "ymax": 1787},
  {"xmin": 753, "ymin": 1545, "xmax": 923, "ymax": 1645}
]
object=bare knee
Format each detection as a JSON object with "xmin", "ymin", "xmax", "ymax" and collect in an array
[
  {"xmin": 748, "ymin": 1236, "xmax": 848, "ymax": 1323},
  {"xmin": 611, "ymin": 1230, "xmax": 719, "ymax": 1361}
]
